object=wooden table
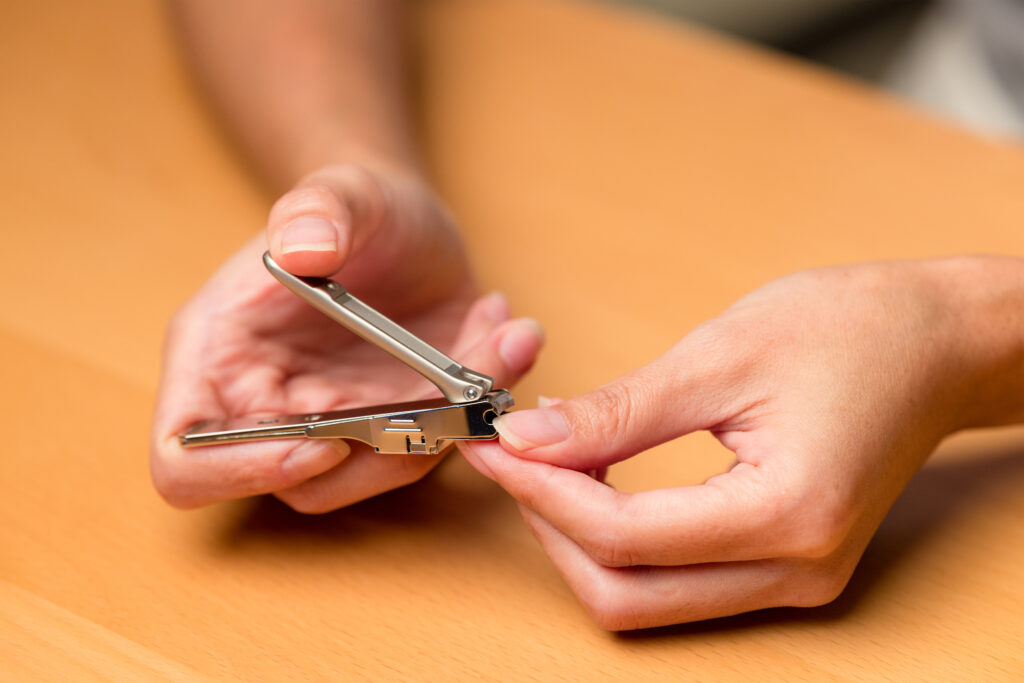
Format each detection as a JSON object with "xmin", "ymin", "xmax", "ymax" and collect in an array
[{"xmin": 3, "ymin": 0, "xmax": 1022, "ymax": 679}]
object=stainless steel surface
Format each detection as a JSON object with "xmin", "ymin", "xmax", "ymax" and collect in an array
[
  {"xmin": 180, "ymin": 390, "xmax": 514, "ymax": 455},
  {"xmin": 178, "ymin": 253, "xmax": 513, "ymax": 451},
  {"xmin": 262, "ymin": 252, "xmax": 493, "ymax": 403}
]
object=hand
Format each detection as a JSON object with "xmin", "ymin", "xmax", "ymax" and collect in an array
[
  {"xmin": 462, "ymin": 258, "xmax": 1023, "ymax": 630},
  {"xmin": 151, "ymin": 164, "xmax": 544, "ymax": 512}
]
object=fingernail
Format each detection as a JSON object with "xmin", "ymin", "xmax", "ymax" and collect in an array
[
  {"xmin": 282, "ymin": 439, "xmax": 350, "ymax": 478},
  {"xmin": 498, "ymin": 318, "xmax": 545, "ymax": 373},
  {"xmin": 328, "ymin": 440, "xmax": 352, "ymax": 459},
  {"xmin": 280, "ymin": 217, "xmax": 339, "ymax": 254},
  {"xmin": 493, "ymin": 408, "xmax": 569, "ymax": 451},
  {"xmin": 482, "ymin": 291, "xmax": 510, "ymax": 323},
  {"xmin": 537, "ymin": 395, "xmax": 563, "ymax": 408}
]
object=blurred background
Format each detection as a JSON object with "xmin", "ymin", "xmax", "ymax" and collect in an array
[
  {"xmin": 3, "ymin": 4, "xmax": 1023, "ymax": 674},
  {"xmin": 619, "ymin": 0, "xmax": 1024, "ymax": 138}
]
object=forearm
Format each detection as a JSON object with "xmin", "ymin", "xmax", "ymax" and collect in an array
[{"xmin": 171, "ymin": 0, "xmax": 418, "ymax": 190}]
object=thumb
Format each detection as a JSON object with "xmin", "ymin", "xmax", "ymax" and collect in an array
[
  {"xmin": 265, "ymin": 165, "xmax": 392, "ymax": 277},
  {"xmin": 493, "ymin": 346, "xmax": 736, "ymax": 470}
]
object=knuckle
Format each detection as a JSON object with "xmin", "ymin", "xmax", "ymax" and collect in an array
[
  {"xmin": 789, "ymin": 566, "xmax": 850, "ymax": 607},
  {"xmin": 391, "ymin": 455, "xmax": 436, "ymax": 488},
  {"xmin": 784, "ymin": 494, "xmax": 851, "ymax": 559},
  {"xmin": 328, "ymin": 163, "xmax": 378, "ymax": 192},
  {"xmin": 585, "ymin": 537, "xmax": 636, "ymax": 568},
  {"xmin": 680, "ymin": 318, "xmax": 732, "ymax": 359},
  {"xmin": 790, "ymin": 517, "xmax": 846, "ymax": 559},
  {"xmin": 767, "ymin": 467, "xmax": 853, "ymax": 559},
  {"xmin": 580, "ymin": 514, "xmax": 638, "ymax": 568},
  {"xmin": 275, "ymin": 442, "xmax": 334, "ymax": 490},
  {"xmin": 274, "ymin": 464, "xmax": 310, "ymax": 492},
  {"xmin": 577, "ymin": 581, "xmax": 644, "ymax": 631},
  {"xmin": 150, "ymin": 459, "xmax": 197, "ymax": 509},
  {"xmin": 270, "ymin": 183, "xmax": 346, "ymax": 223},
  {"xmin": 276, "ymin": 488, "xmax": 335, "ymax": 515},
  {"xmin": 321, "ymin": 164, "xmax": 390, "ymax": 223},
  {"xmin": 580, "ymin": 381, "xmax": 645, "ymax": 441}
]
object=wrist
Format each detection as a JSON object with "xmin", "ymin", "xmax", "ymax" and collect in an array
[
  {"xmin": 298, "ymin": 127, "xmax": 423, "ymax": 184},
  {"xmin": 931, "ymin": 255, "xmax": 1024, "ymax": 431}
]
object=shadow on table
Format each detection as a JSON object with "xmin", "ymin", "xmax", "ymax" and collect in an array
[
  {"xmin": 208, "ymin": 454, "xmax": 512, "ymax": 553},
  {"xmin": 206, "ymin": 431, "xmax": 1024, "ymax": 636},
  {"xmin": 619, "ymin": 434, "xmax": 1024, "ymax": 641}
]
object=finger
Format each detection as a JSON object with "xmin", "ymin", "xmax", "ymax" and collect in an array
[
  {"xmin": 518, "ymin": 506, "xmax": 807, "ymax": 630},
  {"xmin": 265, "ymin": 166, "xmax": 469, "ymax": 313},
  {"xmin": 463, "ymin": 441, "xmax": 800, "ymax": 566},
  {"xmin": 151, "ymin": 434, "xmax": 351, "ymax": 509},
  {"xmin": 487, "ymin": 339, "xmax": 745, "ymax": 473},
  {"xmin": 452, "ymin": 291, "xmax": 511, "ymax": 355},
  {"xmin": 151, "ymin": 307, "xmax": 538, "ymax": 511},
  {"xmin": 266, "ymin": 165, "xmax": 387, "ymax": 276},
  {"xmin": 274, "ymin": 444, "xmax": 445, "ymax": 513},
  {"xmin": 152, "ymin": 297, "xmax": 354, "ymax": 508},
  {"xmin": 275, "ymin": 313, "xmax": 543, "ymax": 513},
  {"xmin": 270, "ymin": 315, "xmax": 541, "ymax": 513},
  {"xmin": 452, "ymin": 316, "xmax": 545, "ymax": 391}
]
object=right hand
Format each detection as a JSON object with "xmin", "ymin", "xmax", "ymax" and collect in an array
[
  {"xmin": 463, "ymin": 257, "xmax": 1024, "ymax": 629},
  {"xmin": 151, "ymin": 163, "xmax": 544, "ymax": 512}
]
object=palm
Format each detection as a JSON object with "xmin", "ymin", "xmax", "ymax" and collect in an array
[
  {"xmin": 202, "ymin": 267, "xmax": 477, "ymax": 419},
  {"xmin": 187, "ymin": 168, "xmax": 477, "ymax": 421},
  {"xmin": 152, "ymin": 166, "xmax": 543, "ymax": 511}
]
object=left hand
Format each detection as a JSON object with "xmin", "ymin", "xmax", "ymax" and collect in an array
[
  {"xmin": 461, "ymin": 258, "xmax": 1024, "ymax": 630},
  {"xmin": 151, "ymin": 164, "xmax": 544, "ymax": 512}
]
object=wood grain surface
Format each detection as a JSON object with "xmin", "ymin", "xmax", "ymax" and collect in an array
[{"xmin": 1, "ymin": 0, "xmax": 1022, "ymax": 679}]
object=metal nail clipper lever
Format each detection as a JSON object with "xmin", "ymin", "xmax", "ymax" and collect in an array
[{"xmin": 179, "ymin": 252, "xmax": 514, "ymax": 455}]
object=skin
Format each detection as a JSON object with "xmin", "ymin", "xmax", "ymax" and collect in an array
[
  {"xmin": 151, "ymin": 168, "xmax": 544, "ymax": 511},
  {"xmin": 463, "ymin": 256, "xmax": 1024, "ymax": 629},
  {"xmin": 170, "ymin": 0, "xmax": 419, "ymax": 191},
  {"xmin": 151, "ymin": 1, "xmax": 545, "ymax": 511},
  {"xmin": 157, "ymin": 1, "xmax": 1024, "ymax": 629}
]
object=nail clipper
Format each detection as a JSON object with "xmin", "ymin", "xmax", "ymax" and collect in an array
[{"xmin": 179, "ymin": 252, "xmax": 513, "ymax": 455}]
